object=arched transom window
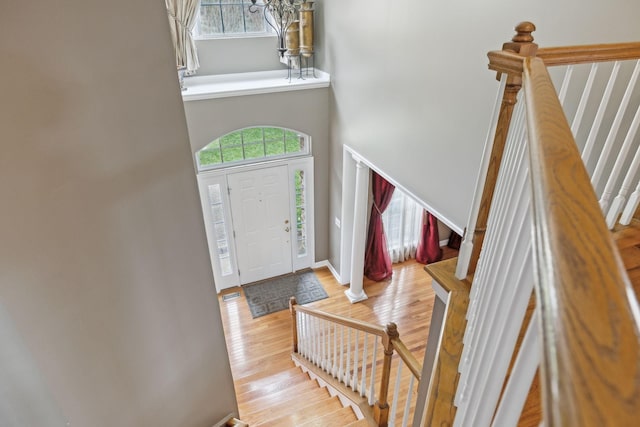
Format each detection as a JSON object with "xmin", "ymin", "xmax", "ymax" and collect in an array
[{"xmin": 196, "ymin": 126, "xmax": 310, "ymax": 171}]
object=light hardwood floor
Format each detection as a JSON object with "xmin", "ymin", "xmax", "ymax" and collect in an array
[{"xmin": 218, "ymin": 250, "xmax": 457, "ymax": 426}]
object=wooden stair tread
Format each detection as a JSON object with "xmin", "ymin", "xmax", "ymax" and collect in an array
[
  {"xmin": 241, "ymin": 385, "xmax": 332, "ymax": 425},
  {"xmin": 254, "ymin": 395, "xmax": 348, "ymax": 427},
  {"xmin": 239, "ymin": 377, "xmax": 325, "ymax": 417},
  {"xmin": 297, "ymin": 405, "xmax": 359, "ymax": 427},
  {"xmin": 235, "ymin": 367, "xmax": 310, "ymax": 401}
]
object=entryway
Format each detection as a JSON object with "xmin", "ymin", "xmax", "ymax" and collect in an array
[{"xmin": 198, "ymin": 157, "xmax": 315, "ymax": 292}]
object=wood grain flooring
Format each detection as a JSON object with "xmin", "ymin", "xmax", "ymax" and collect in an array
[{"xmin": 218, "ymin": 249, "xmax": 457, "ymax": 426}]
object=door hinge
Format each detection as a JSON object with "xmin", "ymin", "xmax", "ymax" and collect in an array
[
  {"xmin": 227, "ymin": 186, "xmax": 231, "ymax": 195},
  {"xmin": 233, "ymin": 230, "xmax": 236, "ymax": 238}
]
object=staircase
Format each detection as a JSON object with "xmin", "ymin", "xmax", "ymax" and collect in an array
[{"xmin": 234, "ymin": 363, "xmax": 368, "ymax": 426}]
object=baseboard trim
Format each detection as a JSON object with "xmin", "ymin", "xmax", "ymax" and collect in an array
[{"xmin": 312, "ymin": 260, "xmax": 348, "ymax": 285}]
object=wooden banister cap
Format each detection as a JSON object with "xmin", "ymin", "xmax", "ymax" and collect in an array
[
  {"xmin": 512, "ymin": 22, "xmax": 536, "ymax": 43},
  {"xmin": 386, "ymin": 322, "xmax": 399, "ymax": 339}
]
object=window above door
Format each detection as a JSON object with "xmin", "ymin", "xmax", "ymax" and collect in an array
[
  {"xmin": 196, "ymin": 126, "xmax": 310, "ymax": 171},
  {"xmin": 197, "ymin": 0, "xmax": 273, "ymax": 38}
]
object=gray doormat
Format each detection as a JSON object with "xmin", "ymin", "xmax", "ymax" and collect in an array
[{"xmin": 243, "ymin": 271, "xmax": 328, "ymax": 318}]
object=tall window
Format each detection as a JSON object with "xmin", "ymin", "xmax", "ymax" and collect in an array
[
  {"xmin": 294, "ymin": 170, "xmax": 307, "ymax": 257},
  {"xmin": 196, "ymin": 127, "xmax": 309, "ymax": 171},
  {"xmin": 382, "ymin": 190, "xmax": 423, "ymax": 263},
  {"xmin": 197, "ymin": 0, "xmax": 272, "ymax": 37}
]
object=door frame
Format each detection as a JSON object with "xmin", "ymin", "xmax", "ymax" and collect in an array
[{"xmin": 198, "ymin": 157, "xmax": 315, "ymax": 292}]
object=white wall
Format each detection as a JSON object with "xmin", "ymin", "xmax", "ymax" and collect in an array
[
  {"xmin": 0, "ymin": 1, "xmax": 237, "ymax": 426},
  {"xmin": 316, "ymin": 0, "xmax": 640, "ymax": 270}
]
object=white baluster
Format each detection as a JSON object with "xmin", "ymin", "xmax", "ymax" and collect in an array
[
  {"xmin": 323, "ymin": 320, "xmax": 328, "ymax": 370},
  {"xmin": 492, "ymin": 310, "xmax": 540, "ymax": 427},
  {"xmin": 457, "ymin": 105, "xmax": 528, "ymax": 408},
  {"xmin": 331, "ymin": 323, "xmax": 338, "ymax": 378},
  {"xmin": 360, "ymin": 333, "xmax": 368, "ymax": 397},
  {"xmin": 390, "ymin": 361, "xmax": 402, "ymax": 427},
  {"xmin": 607, "ymin": 137, "xmax": 640, "ymax": 228},
  {"xmin": 602, "ymin": 102, "xmax": 640, "ymax": 224},
  {"xmin": 571, "ymin": 63, "xmax": 598, "ymax": 137},
  {"xmin": 369, "ymin": 337, "xmax": 379, "ymax": 405},
  {"xmin": 352, "ymin": 330, "xmax": 360, "ymax": 391},
  {"xmin": 345, "ymin": 328, "xmax": 351, "ymax": 386},
  {"xmin": 402, "ymin": 375, "xmax": 416, "ymax": 427},
  {"xmin": 621, "ymin": 183, "xmax": 640, "ymax": 225},
  {"xmin": 339, "ymin": 324, "xmax": 344, "ymax": 382},
  {"xmin": 461, "ymin": 97, "xmax": 526, "ymax": 383},
  {"xmin": 582, "ymin": 61, "xmax": 620, "ymax": 165},
  {"xmin": 557, "ymin": 65, "xmax": 573, "ymax": 106},
  {"xmin": 456, "ymin": 75, "xmax": 508, "ymax": 279}
]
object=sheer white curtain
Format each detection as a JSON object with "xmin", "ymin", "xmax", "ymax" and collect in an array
[
  {"xmin": 382, "ymin": 190, "xmax": 423, "ymax": 263},
  {"xmin": 165, "ymin": 0, "xmax": 200, "ymax": 73}
]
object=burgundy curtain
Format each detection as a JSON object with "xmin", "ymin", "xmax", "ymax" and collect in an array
[
  {"xmin": 364, "ymin": 172, "xmax": 395, "ymax": 281},
  {"xmin": 416, "ymin": 211, "xmax": 443, "ymax": 264}
]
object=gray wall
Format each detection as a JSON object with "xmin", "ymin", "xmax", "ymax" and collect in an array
[
  {"xmin": 196, "ymin": 36, "xmax": 285, "ymax": 75},
  {"xmin": 314, "ymin": 0, "xmax": 640, "ymax": 270},
  {"xmin": 184, "ymin": 89, "xmax": 330, "ymax": 261},
  {"xmin": 0, "ymin": 1, "xmax": 237, "ymax": 426}
]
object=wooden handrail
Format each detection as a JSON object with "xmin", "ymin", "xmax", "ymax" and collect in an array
[
  {"xmin": 523, "ymin": 56, "xmax": 640, "ymax": 426},
  {"xmin": 537, "ymin": 42, "xmax": 640, "ymax": 66},
  {"xmin": 390, "ymin": 336, "xmax": 422, "ymax": 380},
  {"xmin": 290, "ymin": 297, "xmax": 386, "ymax": 337}
]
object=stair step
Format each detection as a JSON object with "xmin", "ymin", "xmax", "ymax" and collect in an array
[
  {"xmin": 241, "ymin": 382, "xmax": 332, "ymax": 425},
  {"xmin": 255, "ymin": 395, "xmax": 347, "ymax": 426},
  {"xmin": 235, "ymin": 367, "xmax": 310, "ymax": 402},
  {"xmin": 297, "ymin": 405, "xmax": 360, "ymax": 426},
  {"xmin": 345, "ymin": 419, "xmax": 375, "ymax": 427},
  {"xmin": 239, "ymin": 375, "xmax": 322, "ymax": 417}
]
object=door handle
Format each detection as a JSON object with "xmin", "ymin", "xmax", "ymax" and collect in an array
[{"xmin": 285, "ymin": 227, "xmax": 290, "ymax": 232}]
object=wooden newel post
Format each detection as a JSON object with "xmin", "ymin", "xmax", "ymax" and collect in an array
[
  {"xmin": 374, "ymin": 322, "xmax": 399, "ymax": 427},
  {"xmin": 289, "ymin": 297, "xmax": 298, "ymax": 353},
  {"xmin": 467, "ymin": 21, "xmax": 538, "ymax": 278}
]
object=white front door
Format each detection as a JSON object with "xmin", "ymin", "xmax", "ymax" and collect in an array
[{"xmin": 228, "ymin": 165, "xmax": 293, "ymax": 284}]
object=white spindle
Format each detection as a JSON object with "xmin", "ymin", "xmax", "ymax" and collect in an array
[
  {"xmin": 570, "ymin": 63, "xmax": 598, "ymax": 136},
  {"xmin": 352, "ymin": 330, "xmax": 360, "ymax": 391},
  {"xmin": 602, "ymin": 101, "xmax": 640, "ymax": 224},
  {"xmin": 360, "ymin": 333, "xmax": 368, "ymax": 397},
  {"xmin": 314, "ymin": 316, "xmax": 320, "ymax": 366},
  {"xmin": 492, "ymin": 310, "xmax": 541, "ymax": 427},
  {"xmin": 339, "ymin": 325, "xmax": 345, "ymax": 382},
  {"xmin": 345, "ymin": 328, "xmax": 351, "ymax": 386},
  {"xmin": 582, "ymin": 61, "xmax": 621, "ymax": 164},
  {"xmin": 621, "ymin": 182, "xmax": 640, "ymax": 225},
  {"xmin": 456, "ymin": 75, "xmax": 508, "ymax": 279},
  {"xmin": 607, "ymin": 129, "xmax": 640, "ymax": 228},
  {"xmin": 594, "ymin": 60, "xmax": 640, "ymax": 209},
  {"xmin": 557, "ymin": 65, "xmax": 573, "ymax": 105},
  {"xmin": 300, "ymin": 313, "xmax": 306, "ymax": 358},
  {"xmin": 402, "ymin": 375, "xmax": 416, "ymax": 427},
  {"xmin": 331, "ymin": 323, "xmax": 338, "ymax": 378},
  {"xmin": 457, "ymin": 140, "xmax": 531, "ymax": 419},
  {"xmin": 463, "ymin": 97, "xmax": 526, "ymax": 355},
  {"xmin": 458, "ymin": 99, "xmax": 527, "ymax": 405},
  {"xmin": 389, "ymin": 361, "xmax": 403, "ymax": 427},
  {"xmin": 369, "ymin": 337, "xmax": 379, "ymax": 405},
  {"xmin": 322, "ymin": 319, "xmax": 328, "ymax": 370}
]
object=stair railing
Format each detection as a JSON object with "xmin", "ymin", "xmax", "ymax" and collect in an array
[
  {"xmin": 450, "ymin": 22, "xmax": 640, "ymax": 427},
  {"xmin": 289, "ymin": 297, "xmax": 421, "ymax": 427}
]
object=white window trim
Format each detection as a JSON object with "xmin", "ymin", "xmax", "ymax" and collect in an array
[{"xmin": 196, "ymin": 126, "xmax": 312, "ymax": 172}]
